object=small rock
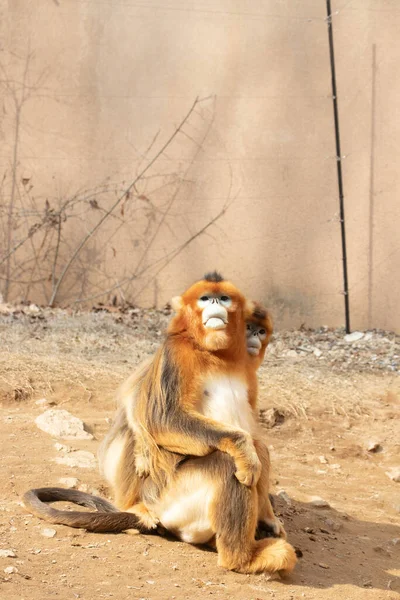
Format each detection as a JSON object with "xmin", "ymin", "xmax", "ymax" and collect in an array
[
  {"xmin": 319, "ymin": 456, "xmax": 328, "ymax": 464},
  {"xmin": 54, "ymin": 442, "xmax": 71, "ymax": 452},
  {"xmin": 259, "ymin": 408, "xmax": 285, "ymax": 428},
  {"xmin": 55, "ymin": 450, "xmax": 97, "ymax": 469},
  {"xmin": 286, "ymin": 350, "xmax": 299, "ymax": 358},
  {"xmin": 385, "ymin": 467, "xmax": 400, "ymax": 482},
  {"xmin": 35, "ymin": 409, "xmax": 93, "ymax": 440},
  {"xmin": 58, "ymin": 477, "xmax": 79, "ymax": 488},
  {"xmin": 26, "ymin": 303, "xmax": 40, "ymax": 314},
  {"xmin": 4, "ymin": 566, "xmax": 18, "ymax": 574},
  {"xmin": 391, "ymin": 538, "xmax": 399, "ymax": 546},
  {"xmin": 35, "ymin": 398, "xmax": 49, "ymax": 406},
  {"xmin": 277, "ymin": 490, "xmax": 291, "ymax": 505},
  {"xmin": 323, "ymin": 518, "xmax": 342, "ymax": 532},
  {"xmin": 304, "ymin": 527, "xmax": 315, "ymax": 534},
  {"xmin": 78, "ymin": 483, "xmax": 100, "ymax": 495},
  {"xmin": 373, "ymin": 545, "xmax": 390, "ymax": 556},
  {"xmin": 367, "ymin": 441, "xmax": 382, "ymax": 453},
  {"xmin": 41, "ymin": 528, "xmax": 57, "ymax": 538},
  {"xmin": 319, "ymin": 563, "xmax": 329, "ymax": 569},
  {"xmin": 344, "ymin": 331, "xmax": 364, "ymax": 343},
  {"xmin": 0, "ymin": 549, "xmax": 16, "ymax": 558},
  {"xmin": 310, "ymin": 496, "xmax": 330, "ymax": 508},
  {"xmin": 313, "ymin": 348, "xmax": 323, "ymax": 358},
  {"xmin": 0, "ymin": 303, "xmax": 14, "ymax": 315}
]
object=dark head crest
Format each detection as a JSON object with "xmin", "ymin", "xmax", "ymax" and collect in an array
[
  {"xmin": 253, "ymin": 306, "xmax": 267, "ymax": 321},
  {"xmin": 204, "ymin": 271, "xmax": 224, "ymax": 283}
]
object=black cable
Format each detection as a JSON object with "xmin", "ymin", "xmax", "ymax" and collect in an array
[{"xmin": 326, "ymin": 0, "xmax": 351, "ymax": 334}]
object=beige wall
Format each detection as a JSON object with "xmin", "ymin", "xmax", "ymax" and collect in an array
[{"xmin": 0, "ymin": 0, "xmax": 399, "ymax": 331}]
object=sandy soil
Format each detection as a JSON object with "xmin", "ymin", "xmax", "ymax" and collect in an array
[{"xmin": 0, "ymin": 309, "xmax": 399, "ymax": 600}]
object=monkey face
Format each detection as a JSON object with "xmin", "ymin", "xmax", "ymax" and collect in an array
[
  {"xmin": 245, "ymin": 302, "xmax": 273, "ymax": 365},
  {"xmin": 169, "ymin": 273, "xmax": 248, "ymax": 353},
  {"xmin": 197, "ymin": 293, "xmax": 232, "ymax": 330},
  {"xmin": 246, "ymin": 323, "xmax": 268, "ymax": 356}
]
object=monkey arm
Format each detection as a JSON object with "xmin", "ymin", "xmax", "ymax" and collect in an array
[
  {"xmin": 127, "ymin": 341, "xmax": 261, "ymax": 486},
  {"xmin": 151, "ymin": 410, "xmax": 261, "ymax": 487}
]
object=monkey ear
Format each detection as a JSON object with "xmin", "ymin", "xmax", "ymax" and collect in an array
[
  {"xmin": 244, "ymin": 299, "xmax": 256, "ymax": 319},
  {"xmin": 170, "ymin": 296, "xmax": 183, "ymax": 312}
]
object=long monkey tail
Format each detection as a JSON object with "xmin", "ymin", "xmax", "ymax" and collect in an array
[{"xmin": 22, "ymin": 487, "xmax": 156, "ymax": 534}]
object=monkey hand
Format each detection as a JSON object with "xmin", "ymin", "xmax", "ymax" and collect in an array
[
  {"xmin": 257, "ymin": 517, "xmax": 287, "ymax": 540},
  {"xmin": 135, "ymin": 453, "xmax": 150, "ymax": 478},
  {"xmin": 234, "ymin": 443, "xmax": 262, "ymax": 487},
  {"xmin": 271, "ymin": 517, "xmax": 287, "ymax": 539}
]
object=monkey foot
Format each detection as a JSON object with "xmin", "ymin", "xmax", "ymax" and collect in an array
[
  {"xmin": 256, "ymin": 518, "xmax": 287, "ymax": 540},
  {"xmin": 125, "ymin": 502, "xmax": 159, "ymax": 529}
]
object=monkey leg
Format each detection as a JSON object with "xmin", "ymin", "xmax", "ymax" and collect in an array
[
  {"xmin": 144, "ymin": 452, "xmax": 295, "ymax": 574},
  {"xmin": 114, "ymin": 434, "xmax": 148, "ymax": 509},
  {"xmin": 100, "ymin": 420, "xmax": 148, "ymax": 517},
  {"xmin": 253, "ymin": 439, "xmax": 287, "ymax": 540},
  {"xmin": 208, "ymin": 453, "xmax": 296, "ymax": 575},
  {"xmin": 111, "ymin": 432, "xmax": 160, "ymax": 533},
  {"xmin": 151, "ymin": 411, "xmax": 262, "ymax": 487},
  {"xmin": 98, "ymin": 407, "xmax": 134, "ymax": 489}
]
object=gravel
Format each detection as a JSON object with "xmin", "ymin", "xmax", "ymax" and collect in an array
[{"xmin": 0, "ymin": 302, "xmax": 398, "ymax": 374}]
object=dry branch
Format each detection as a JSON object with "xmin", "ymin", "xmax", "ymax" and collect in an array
[{"xmin": 47, "ymin": 97, "xmax": 204, "ymax": 307}]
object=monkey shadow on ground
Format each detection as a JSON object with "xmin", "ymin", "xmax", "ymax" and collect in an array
[{"xmin": 261, "ymin": 494, "xmax": 400, "ymax": 592}]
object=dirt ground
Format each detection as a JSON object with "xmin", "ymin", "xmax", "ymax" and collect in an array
[{"xmin": 0, "ymin": 307, "xmax": 399, "ymax": 600}]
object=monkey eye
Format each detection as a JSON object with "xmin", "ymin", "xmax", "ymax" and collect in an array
[
  {"xmin": 246, "ymin": 324, "xmax": 251, "ymax": 330},
  {"xmin": 219, "ymin": 295, "xmax": 232, "ymax": 307},
  {"xmin": 258, "ymin": 328, "xmax": 267, "ymax": 340},
  {"xmin": 200, "ymin": 295, "xmax": 209, "ymax": 302}
]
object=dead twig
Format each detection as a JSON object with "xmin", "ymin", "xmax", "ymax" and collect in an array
[{"xmin": 48, "ymin": 96, "xmax": 205, "ymax": 307}]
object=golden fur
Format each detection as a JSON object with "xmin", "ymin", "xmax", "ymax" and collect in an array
[{"xmin": 22, "ymin": 273, "xmax": 297, "ymax": 576}]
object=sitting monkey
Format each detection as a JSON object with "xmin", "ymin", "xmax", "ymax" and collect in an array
[
  {"xmin": 129, "ymin": 295, "xmax": 277, "ymax": 536},
  {"xmin": 23, "ymin": 272, "xmax": 296, "ymax": 575}
]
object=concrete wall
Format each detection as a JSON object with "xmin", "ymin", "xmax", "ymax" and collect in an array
[{"xmin": 0, "ymin": 0, "xmax": 399, "ymax": 331}]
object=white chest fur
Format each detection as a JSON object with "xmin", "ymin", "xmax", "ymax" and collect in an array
[{"xmin": 201, "ymin": 375, "xmax": 256, "ymax": 434}]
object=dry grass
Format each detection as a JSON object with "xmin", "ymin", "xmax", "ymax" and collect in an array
[
  {"xmin": 1, "ymin": 309, "xmax": 398, "ymax": 423},
  {"xmin": 257, "ymin": 361, "xmax": 398, "ymax": 423},
  {"xmin": 0, "ymin": 310, "xmax": 163, "ymax": 404}
]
